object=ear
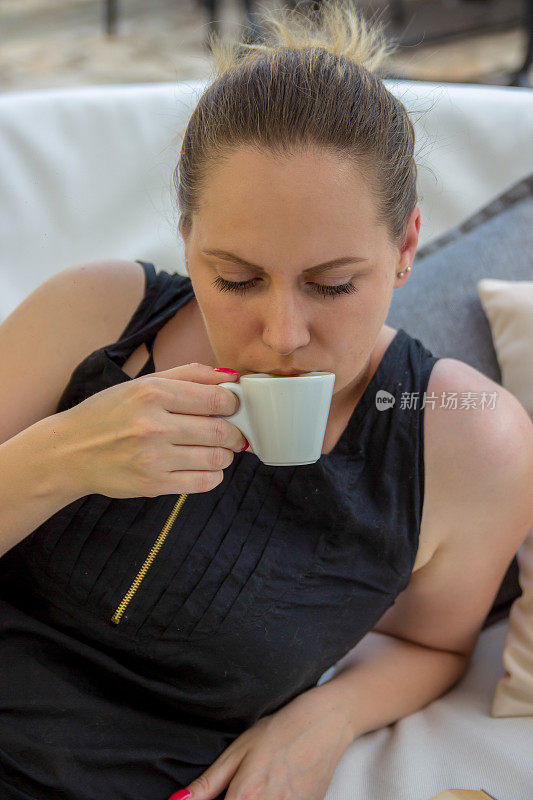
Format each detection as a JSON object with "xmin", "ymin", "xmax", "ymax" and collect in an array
[{"xmin": 395, "ymin": 206, "xmax": 421, "ymax": 285}]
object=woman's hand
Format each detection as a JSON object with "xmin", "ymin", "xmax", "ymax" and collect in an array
[
  {"xmin": 172, "ymin": 686, "xmax": 354, "ymax": 800},
  {"xmin": 55, "ymin": 362, "xmax": 248, "ymax": 500}
]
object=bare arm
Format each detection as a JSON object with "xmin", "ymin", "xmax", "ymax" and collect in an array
[
  {"xmin": 0, "ymin": 258, "xmax": 147, "ymax": 560},
  {"xmin": 177, "ymin": 362, "xmax": 533, "ymax": 800},
  {"xmin": 308, "ymin": 363, "xmax": 533, "ymax": 743},
  {"xmin": 302, "ymin": 630, "xmax": 468, "ymax": 742},
  {"xmin": 0, "ymin": 413, "xmax": 83, "ymax": 559}
]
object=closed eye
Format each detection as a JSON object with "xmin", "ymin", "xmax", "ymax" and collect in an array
[{"xmin": 211, "ymin": 275, "xmax": 358, "ymax": 299}]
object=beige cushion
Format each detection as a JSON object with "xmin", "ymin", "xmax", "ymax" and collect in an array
[
  {"xmin": 429, "ymin": 792, "xmax": 497, "ymax": 800},
  {"xmin": 477, "ymin": 278, "xmax": 533, "ymax": 717}
]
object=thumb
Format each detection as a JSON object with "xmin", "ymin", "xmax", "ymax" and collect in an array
[{"xmin": 169, "ymin": 751, "xmax": 241, "ymax": 800}]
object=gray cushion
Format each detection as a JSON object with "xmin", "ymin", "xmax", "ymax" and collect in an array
[
  {"xmin": 386, "ymin": 172, "xmax": 533, "ymax": 630},
  {"xmin": 386, "ymin": 172, "xmax": 533, "ymax": 383}
]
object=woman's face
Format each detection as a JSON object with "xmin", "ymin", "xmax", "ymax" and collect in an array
[{"xmin": 182, "ymin": 146, "xmax": 420, "ymax": 401}]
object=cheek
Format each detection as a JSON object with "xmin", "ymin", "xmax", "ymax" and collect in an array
[
  {"xmin": 203, "ymin": 283, "xmax": 244, "ymax": 316},
  {"xmin": 205, "ymin": 303, "xmax": 249, "ymax": 341},
  {"xmin": 196, "ymin": 285, "xmax": 233, "ymax": 318}
]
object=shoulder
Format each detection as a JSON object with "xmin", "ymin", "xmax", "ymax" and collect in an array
[
  {"xmin": 0, "ymin": 259, "xmax": 148, "ymax": 443},
  {"xmin": 59, "ymin": 257, "xmax": 146, "ymax": 296},
  {"xmin": 425, "ymin": 356, "xmax": 532, "ymax": 476},
  {"xmin": 423, "ymin": 357, "xmax": 533, "ymax": 551},
  {"xmin": 54, "ymin": 258, "xmax": 147, "ymax": 343},
  {"xmin": 371, "ymin": 356, "xmax": 533, "ymax": 656}
]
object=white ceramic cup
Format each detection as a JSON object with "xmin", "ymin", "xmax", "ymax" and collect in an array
[{"xmin": 216, "ymin": 372, "xmax": 336, "ymax": 466}]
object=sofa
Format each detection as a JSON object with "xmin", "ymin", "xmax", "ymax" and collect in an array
[{"xmin": 1, "ymin": 78, "xmax": 532, "ymax": 799}]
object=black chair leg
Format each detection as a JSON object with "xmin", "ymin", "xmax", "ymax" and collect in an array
[
  {"xmin": 243, "ymin": 0, "xmax": 263, "ymax": 42},
  {"xmin": 390, "ymin": 0, "xmax": 406, "ymax": 25},
  {"xmin": 510, "ymin": 0, "xmax": 533, "ymax": 87},
  {"xmin": 105, "ymin": 0, "xmax": 119, "ymax": 36},
  {"xmin": 203, "ymin": 0, "xmax": 219, "ymax": 50}
]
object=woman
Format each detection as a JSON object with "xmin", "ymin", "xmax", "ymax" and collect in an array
[{"xmin": 0, "ymin": 2, "xmax": 532, "ymax": 799}]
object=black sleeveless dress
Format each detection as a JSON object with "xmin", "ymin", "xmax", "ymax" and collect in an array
[{"xmin": 0, "ymin": 261, "xmax": 511, "ymax": 800}]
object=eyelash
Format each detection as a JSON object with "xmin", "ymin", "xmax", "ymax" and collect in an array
[{"xmin": 211, "ymin": 275, "xmax": 358, "ymax": 298}]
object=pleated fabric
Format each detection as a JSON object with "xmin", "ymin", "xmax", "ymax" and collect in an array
[{"xmin": 0, "ymin": 261, "xmax": 452, "ymax": 800}]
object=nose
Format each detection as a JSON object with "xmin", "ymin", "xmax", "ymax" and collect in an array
[{"xmin": 261, "ymin": 291, "xmax": 311, "ymax": 355}]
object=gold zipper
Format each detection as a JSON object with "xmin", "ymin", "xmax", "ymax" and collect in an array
[{"xmin": 110, "ymin": 493, "xmax": 189, "ymax": 625}]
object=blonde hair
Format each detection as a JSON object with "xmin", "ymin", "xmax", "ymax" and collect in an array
[{"xmin": 174, "ymin": 0, "xmax": 417, "ymax": 246}]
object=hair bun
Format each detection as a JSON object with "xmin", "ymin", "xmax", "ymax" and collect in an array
[
  {"xmin": 179, "ymin": 0, "xmax": 417, "ymax": 247},
  {"xmin": 207, "ymin": 0, "xmax": 396, "ymax": 77}
]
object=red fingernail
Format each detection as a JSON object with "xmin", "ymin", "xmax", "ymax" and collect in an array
[
  {"xmin": 240, "ymin": 437, "xmax": 250, "ymax": 452},
  {"xmin": 213, "ymin": 368, "xmax": 240, "ymax": 377},
  {"xmin": 168, "ymin": 790, "xmax": 191, "ymax": 800}
]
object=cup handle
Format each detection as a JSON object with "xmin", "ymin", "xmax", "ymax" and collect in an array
[{"xmin": 216, "ymin": 382, "xmax": 254, "ymax": 447}]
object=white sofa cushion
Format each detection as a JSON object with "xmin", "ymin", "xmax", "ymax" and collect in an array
[
  {"xmin": 324, "ymin": 620, "xmax": 532, "ymax": 800},
  {"xmin": 1, "ymin": 80, "xmax": 533, "ymax": 321},
  {"xmin": 2, "ymin": 77, "xmax": 533, "ymax": 799}
]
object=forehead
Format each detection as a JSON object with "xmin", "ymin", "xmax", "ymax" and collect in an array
[{"xmin": 196, "ymin": 146, "xmax": 380, "ymax": 239}]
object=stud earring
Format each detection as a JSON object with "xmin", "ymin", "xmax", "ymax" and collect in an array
[{"xmin": 397, "ymin": 265, "xmax": 412, "ymax": 278}]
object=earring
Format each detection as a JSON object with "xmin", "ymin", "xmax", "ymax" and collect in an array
[{"xmin": 397, "ymin": 265, "xmax": 412, "ymax": 278}]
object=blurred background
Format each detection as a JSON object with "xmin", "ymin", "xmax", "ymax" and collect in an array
[{"xmin": 0, "ymin": 0, "xmax": 532, "ymax": 94}]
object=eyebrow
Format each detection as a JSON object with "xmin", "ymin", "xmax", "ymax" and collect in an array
[{"xmin": 201, "ymin": 248, "xmax": 370, "ymax": 276}]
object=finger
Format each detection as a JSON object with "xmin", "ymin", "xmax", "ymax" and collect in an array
[
  {"xmin": 138, "ymin": 361, "xmax": 240, "ymax": 415},
  {"xmin": 182, "ymin": 749, "xmax": 244, "ymax": 800},
  {"xmin": 144, "ymin": 376, "xmax": 239, "ymax": 419},
  {"xmin": 159, "ymin": 443, "xmax": 235, "ymax": 471},
  {"xmin": 158, "ymin": 413, "xmax": 246, "ymax": 454},
  {"xmin": 151, "ymin": 362, "xmax": 239, "ymax": 385}
]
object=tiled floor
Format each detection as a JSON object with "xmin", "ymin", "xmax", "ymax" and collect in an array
[{"xmin": 0, "ymin": 0, "xmax": 531, "ymax": 94}]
